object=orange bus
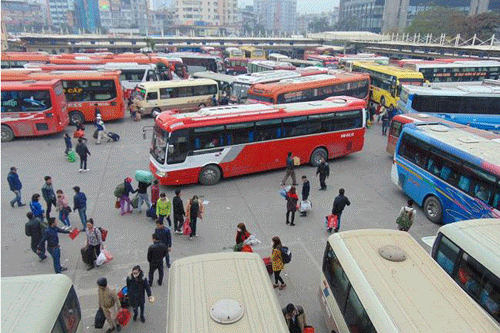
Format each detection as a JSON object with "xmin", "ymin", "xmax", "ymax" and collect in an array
[
  {"xmin": 1, "ymin": 79, "xmax": 69, "ymax": 141},
  {"xmin": 1, "ymin": 52, "xmax": 51, "ymax": 69},
  {"xmin": 2, "ymin": 70, "xmax": 125, "ymax": 123},
  {"xmin": 246, "ymin": 72, "xmax": 370, "ymax": 105}
]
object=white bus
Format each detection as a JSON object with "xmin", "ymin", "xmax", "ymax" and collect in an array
[
  {"xmin": 403, "ymin": 60, "xmax": 500, "ymax": 83},
  {"xmin": 431, "ymin": 218, "xmax": 500, "ymax": 324},
  {"xmin": 247, "ymin": 60, "xmax": 296, "ymax": 74},
  {"xmin": 230, "ymin": 70, "xmax": 302, "ymax": 104},
  {"xmin": 320, "ymin": 229, "xmax": 500, "ymax": 333},
  {"xmin": 166, "ymin": 252, "xmax": 289, "ymax": 332},
  {"xmin": 1, "ymin": 274, "xmax": 82, "ymax": 333},
  {"xmin": 268, "ymin": 53, "xmax": 290, "ymax": 62},
  {"xmin": 135, "ymin": 78, "xmax": 219, "ymax": 115}
]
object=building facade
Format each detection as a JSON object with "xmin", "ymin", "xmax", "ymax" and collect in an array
[
  {"xmin": 254, "ymin": 0, "xmax": 297, "ymax": 33},
  {"xmin": 174, "ymin": 0, "xmax": 238, "ymax": 27},
  {"xmin": 339, "ymin": 0, "xmax": 497, "ymax": 33},
  {"xmin": 74, "ymin": 0, "xmax": 100, "ymax": 32},
  {"xmin": 47, "ymin": 0, "xmax": 75, "ymax": 28},
  {"xmin": 99, "ymin": 0, "xmax": 149, "ymax": 34},
  {"xmin": 2, "ymin": 0, "xmax": 49, "ymax": 32}
]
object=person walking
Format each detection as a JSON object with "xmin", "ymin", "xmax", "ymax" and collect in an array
[
  {"xmin": 38, "ymin": 218, "xmax": 71, "ymax": 273},
  {"xmin": 234, "ymin": 223, "xmax": 251, "ymax": 252},
  {"xmin": 7, "ymin": 166, "xmax": 25, "ymax": 208},
  {"xmin": 64, "ymin": 132, "xmax": 72, "ymax": 155},
  {"xmin": 42, "ymin": 176, "xmax": 57, "ymax": 220},
  {"xmin": 120, "ymin": 177, "xmax": 137, "ymax": 216},
  {"xmin": 211, "ymin": 94, "xmax": 218, "ymax": 106},
  {"xmin": 30, "ymin": 194, "xmax": 45, "ymax": 222},
  {"xmin": 149, "ymin": 180, "xmax": 160, "ymax": 220},
  {"xmin": 281, "ymin": 152, "xmax": 298, "ymax": 186},
  {"xmin": 56, "ymin": 189, "xmax": 71, "ymax": 229},
  {"xmin": 147, "ymin": 233, "xmax": 168, "ymax": 287},
  {"xmin": 73, "ymin": 186, "xmax": 87, "ymax": 231},
  {"xmin": 316, "ymin": 157, "xmax": 330, "ymax": 191},
  {"xmin": 97, "ymin": 277, "xmax": 121, "ymax": 333},
  {"xmin": 282, "ymin": 304, "xmax": 306, "ymax": 333},
  {"xmin": 85, "ymin": 219, "xmax": 103, "ymax": 270},
  {"xmin": 285, "ymin": 186, "xmax": 299, "ymax": 226},
  {"xmin": 95, "ymin": 114, "xmax": 106, "ymax": 145},
  {"xmin": 381, "ymin": 109, "xmax": 389, "ymax": 136},
  {"xmin": 300, "ymin": 176, "xmax": 310, "ymax": 217},
  {"xmin": 271, "ymin": 236, "xmax": 286, "ymax": 290},
  {"xmin": 396, "ymin": 199, "xmax": 417, "ymax": 232},
  {"xmin": 25, "ymin": 212, "xmax": 47, "ymax": 261},
  {"xmin": 154, "ymin": 221, "xmax": 172, "ymax": 268},
  {"xmin": 156, "ymin": 193, "xmax": 172, "ymax": 227},
  {"xmin": 137, "ymin": 181, "xmax": 152, "ymax": 214},
  {"xmin": 331, "ymin": 188, "xmax": 351, "ymax": 233},
  {"xmin": 75, "ymin": 138, "xmax": 91, "ymax": 172},
  {"xmin": 172, "ymin": 189, "xmax": 185, "ymax": 234},
  {"xmin": 186, "ymin": 195, "xmax": 204, "ymax": 239},
  {"xmin": 126, "ymin": 265, "xmax": 153, "ymax": 323}
]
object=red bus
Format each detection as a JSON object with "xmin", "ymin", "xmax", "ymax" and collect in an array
[
  {"xmin": 2, "ymin": 70, "xmax": 125, "ymax": 124},
  {"xmin": 224, "ymin": 57, "xmax": 248, "ymax": 75},
  {"xmin": 246, "ymin": 72, "xmax": 370, "ymax": 105},
  {"xmin": 148, "ymin": 96, "xmax": 367, "ymax": 185},
  {"xmin": 305, "ymin": 54, "xmax": 337, "ymax": 68},
  {"xmin": 1, "ymin": 79, "xmax": 69, "ymax": 142},
  {"xmin": 1, "ymin": 52, "xmax": 50, "ymax": 69}
]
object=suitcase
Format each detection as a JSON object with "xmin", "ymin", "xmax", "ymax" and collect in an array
[
  {"xmin": 107, "ymin": 131, "xmax": 120, "ymax": 142},
  {"xmin": 81, "ymin": 246, "xmax": 94, "ymax": 266},
  {"xmin": 263, "ymin": 257, "xmax": 273, "ymax": 274}
]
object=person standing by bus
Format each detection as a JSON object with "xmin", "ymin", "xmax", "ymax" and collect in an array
[
  {"xmin": 97, "ymin": 277, "xmax": 122, "ymax": 333},
  {"xmin": 41, "ymin": 176, "xmax": 57, "ymax": 220},
  {"xmin": 25, "ymin": 212, "xmax": 47, "ymax": 261},
  {"xmin": 73, "ymin": 186, "xmax": 87, "ymax": 231},
  {"xmin": 147, "ymin": 233, "xmax": 168, "ymax": 287},
  {"xmin": 186, "ymin": 195, "xmax": 204, "ymax": 239},
  {"xmin": 137, "ymin": 180, "xmax": 152, "ymax": 215},
  {"xmin": 38, "ymin": 218, "xmax": 71, "ymax": 273},
  {"xmin": 382, "ymin": 110, "xmax": 390, "ymax": 136},
  {"xmin": 271, "ymin": 236, "xmax": 286, "ymax": 290},
  {"xmin": 126, "ymin": 265, "xmax": 153, "ymax": 323},
  {"xmin": 285, "ymin": 186, "xmax": 299, "ymax": 226},
  {"xmin": 332, "ymin": 188, "xmax": 351, "ymax": 233},
  {"xmin": 282, "ymin": 304, "xmax": 306, "ymax": 333},
  {"xmin": 64, "ymin": 133, "xmax": 72, "ymax": 156},
  {"xmin": 172, "ymin": 189, "xmax": 185, "ymax": 234},
  {"xmin": 7, "ymin": 166, "xmax": 25, "ymax": 208},
  {"xmin": 95, "ymin": 114, "xmax": 106, "ymax": 145},
  {"xmin": 281, "ymin": 152, "xmax": 298, "ymax": 186},
  {"xmin": 75, "ymin": 138, "xmax": 91, "ymax": 172},
  {"xmin": 316, "ymin": 157, "xmax": 330, "ymax": 191}
]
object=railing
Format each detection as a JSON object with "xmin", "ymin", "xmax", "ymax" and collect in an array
[{"xmin": 381, "ymin": 33, "xmax": 499, "ymax": 47}]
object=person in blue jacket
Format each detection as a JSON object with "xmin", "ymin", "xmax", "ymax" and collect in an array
[
  {"xmin": 30, "ymin": 193, "xmax": 45, "ymax": 222},
  {"xmin": 7, "ymin": 167, "xmax": 25, "ymax": 208},
  {"xmin": 38, "ymin": 218, "xmax": 71, "ymax": 273},
  {"xmin": 154, "ymin": 221, "xmax": 172, "ymax": 268},
  {"xmin": 73, "ymin": 186, "xmax": 88, "ymax": 231}
]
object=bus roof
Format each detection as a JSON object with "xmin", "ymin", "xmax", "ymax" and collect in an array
[
  {"xmin": 137, "ymin": 78, "xmax": 217, "ymax": 90},
  {"xmin": 167, "ymin": 252, "xmax": 288, "ymax": 332},
  {"xmin": 248, "ymin": 60, "xmax": 295, "ymax": 69},
  {"xmin": 410, "ymin": 60, "xmax": 500, "ymax": 70},
  {"xmin": 156, "ymin": 96, "xmax": 365, "ymax": 131},
  {"xmin": 1, "ymin": 79, "xmax": 61, "ymax": 89},
  {"xmin": 329, "ymin": 229, "xmax": 500, "ymax": 332},
  {"xmin": 1, "ymin": 70, "xmax": 121, "ymax": 81},
  {"xmin": 282, "ymin": 59, "xmax": 322, "ymax": 65},
  {"xmin": 233, "ymin": 70, "xmax": 301, "ymax": 84},
  {"xmin": 406, "ymin": 123, "xmax": 500, "ymax": 172},
  {"xmin": 352, "ymin": 61, "xmax": 424, "ymax": 78},
  {"xmin": 1, "ymin": 274, "xmax": 73, "ymax": 333},
  {"xmin": 250, "ymin": 72, "xmax": 369, "ymax": 93},
  {"xmin": 191, "ymin": 71, "xmax": 235, "ymax": 84},
  {"xmin": 402, "ymin": 82, "xmax": 500, "ymax": 96},
  {"xmin": 437, "ymin": 218, "xmax": 500, "ymax": 277}
]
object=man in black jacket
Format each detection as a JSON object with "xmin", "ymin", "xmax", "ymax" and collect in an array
[
  {"xmin": 75, "ymin": 138, "xmax": 91, "ymax": 172},
  {"xmin": 172, "ymin": 189, "xmax": 185, "ymax": 234},
  {"xmin": 25, "ymin": 212, "xmax": 47, "ymax": 261},
  {"xmin": 316, "ymin": 157, "xmax": 330, "ymax": 190},
  {"xmin": 332, "ymin": 188, "xmax": 351, "ymax": 232},
  {"xmin": 300, "ymin": 176, "xmax": 310, "ymax": 217},
  {"xmin": 147, "ymin": 233, "xmax": 168, "ymax": 287},
  {"xmin": 281, "ymin": 152, "xmax": 298, "ymax": 186}
]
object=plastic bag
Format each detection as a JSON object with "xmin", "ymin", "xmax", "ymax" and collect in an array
[
  {"xmin": 183, "ymin": 218, "xmax": 192, "ymax": 236},
  {"xmin": 95, "ymin": 308, "xmax": 105, "ymax": 329},
  {"xmin": 131, "ymin": 194, "xmax": 139, "ymax": 209},
  {"xmin": 299, "ymin": 200, "xmax": 312, "ymax": 212},
  {"xmin": 326, "ymin": 214, "xmax": 338, "ymax": 229},
  {"xmin": 102, "ymin": 249, "xmax": 113, "ymax": 262},
  {"xmin": 67, "ymin": 150, "xmax": 76, "ymax": 162},
  {"xmin": 241, "ymin": 244, "xmax": 253, "ymax": 252},
  {"xmin": 95, "ymin": 252, "xmax": 107, "ymax": 266},
  {"xmin": 243, "ymin": 235, "xmax": 261, "ymax": 246},
  {"xmin": 116, "ymin": 308, "xmax": 132, "ymax": 326}
]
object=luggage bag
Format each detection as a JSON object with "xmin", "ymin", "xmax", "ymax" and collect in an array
[
  {"xmin": 81, "ymin": 246, "xmax": 94, "ymax": 266},
  {"xmin": 263, "ymin": 257, "xmax": 273, "ymax": 274}
]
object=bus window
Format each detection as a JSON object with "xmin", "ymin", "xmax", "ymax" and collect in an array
[
  {"xmin": 283, "ymin": 116, "xmax": 308, "ymax": 137},
  {"xmin": 344, "ymin": 287, "xmax": 377, "ymax": 333},
  {"xmin": 457, "ymin": 253, "xmax": 485, "ymax": 298},
  {"xmin": 399, "ymin": 135, "xmax": 430, "ymax": 167},
  {"xmin": 255, "ymin": 119, "xmax": 282, "ymax": 141},
  {"xmin": 480, "ymin": 274, "xmax": 500, "ymax": 320},
  {"xmin": 226, "ymin": 122, "xmax": 255, "ymax": 144},
  {"xmin": 435, "ymin": 234, "xmax": 460, "ymax": 275},
  {"xmin": 323, "ymin": 245, "xmax": 349, "ymax": 306},
  {"xmin": 389, "ymin": 120, "xmax": 403, "ymax": 138},
  {"xmin": 147, "ymin": 92, "xmax": 158, "ymax": 100},
  {"xmin": 160, "ymin": 88, "xmax": 173, "ymax": 99},
  {"xmin": 58, "ymin": 286, "xmax": 81, "ymax": 333},
  {"xmin": 167, "ymin": 129, "xmax": 189, "ymax": 165},
  {"xmin": 191, "ymin": 125, "xmax": 225, "ymax": 150},
  {"xmin": 335, "ymin": 110, "xmax": 363, "ymax": 131}
]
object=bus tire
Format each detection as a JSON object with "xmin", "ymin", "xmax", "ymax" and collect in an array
[
  {"xmin": 69, "ymin": 111, "xmax": 85, "ymax": 125},
  {"xmin": 423, "ymin": 195, "xmax": 443, "ymax": 224},
  {"xmin": 310, "ymin": 147, "xmax": 328, "ymax": 167},
  {"xmin": 151, "ymin": 108, "xmax": 161, "ymax": 116},
  {"xmin": 380, "ymin": 96, "xmax": 386, "ymax": 108},
  {"xmin": 199, "ymin": 165, "xmax": 221, "ymax": 185},
  {"xmin": 1, "ymin": 125, "xmax": 14, "ymax": 142}
]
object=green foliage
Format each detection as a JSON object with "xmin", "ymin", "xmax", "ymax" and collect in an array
[
  {"xmin": 308, "ymin": 17, "xmax": 334, "ymax": 33},
  {"xmin": 406, "ymin": 8, "xmax": 500, "ymax": 41}
]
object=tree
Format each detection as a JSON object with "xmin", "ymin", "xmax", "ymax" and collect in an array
[
  {"xmin": 308, "ymin": 17, "xmax": 334, "ymax": 33},
  {"xmin": 405, "ymin": 7, "xmax": 466, "ymax": 37},
  {"xmin": 143, "ymin": 37, "xmax": 156, "ymax": 52},
  {"xmin": 462, "ymin": 12, "xmax": 500, "ymax": 40}
]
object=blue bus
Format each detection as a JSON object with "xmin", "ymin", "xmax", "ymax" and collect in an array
[
  {"xmin": 397, "ymin": 81, "xmax": 500, "ymax": 132},
  {"xmin": 391, "ymin": 123, "xmax": 500, "ymax": 224}
]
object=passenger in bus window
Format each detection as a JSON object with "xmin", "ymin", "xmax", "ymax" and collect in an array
[{"xmin": 475, "ymin": 185, "xmax": 490, "ymax": 202}]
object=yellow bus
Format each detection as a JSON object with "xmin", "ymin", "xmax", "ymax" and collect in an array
[
  {"xmin": 319, "ymin": 229, "xmax": 500, "ymax": 333},
  {"xmin": 240, "ymin": 46, "xmax": 266, "ymax": 60},
  {"xmin": 1, "ymin": 274, "xmax": 82, "ymax": 333},
  {"xmin": 350, "ymin": 61, "xmax": 424, "ymax": 107},
  {"xmin": 166, "ymin": 252, "xmax": 289, "ymax": 332}
]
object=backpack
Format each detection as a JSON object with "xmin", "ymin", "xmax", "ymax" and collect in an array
[
  {"xmin": 114, "ymin": 183, "xmax": 125, "ymax": 197},
  {"xmin": 396, "ymin": 208, "xmax": 413, "ymax": 229},
  {"xmin": 281, "ymin": 246, "xmax": 292, "ymax": 264},
  {"xmin": 96, "ymin": 227, "xmax": 108, "ymax": 242}
]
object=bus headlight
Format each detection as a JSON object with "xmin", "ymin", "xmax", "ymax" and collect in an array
[{"xmin": 156, "ymin": 170, "xmax": 167, "ymax": 177}]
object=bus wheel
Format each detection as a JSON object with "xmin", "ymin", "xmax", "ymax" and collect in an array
[
  {"xmin": 69, "ymin": 111, "xmax": 85, "ymax": 125},
  {"xmin": 423, "ymin": 196, "xmax": 443, "ymax": 224},
  {"xmin": 199, "ymin": 165, "xmax": 221, "ymax": 185},
  {"xmin": 152, "ymin": 108, "xmax": 161, "ymax": 116},
  {"xmin": 380, "ymin": 96, "xmax": 386, "ymax": 107},
  {"xmin": 310, "ymin": 148, "xmax": 328, "ymax": 167},
  {"xmin": 1, "ymin": 125, "xmax": 14, "ymax": 142}
]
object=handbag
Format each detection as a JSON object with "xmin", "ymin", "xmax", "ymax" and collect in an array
[
  {"xmin": 182, "ymin": 218, "xmax": 192, "ymax": 236},
  {"xmin": 94, "ymin": 308, "xmax": 106, "ymax": 329},
  {"xmin": 69, "ymin": 228, "xmax": 80, "ymax": 240}
]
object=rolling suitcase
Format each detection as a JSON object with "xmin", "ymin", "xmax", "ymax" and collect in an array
[
  {"xmin": 81, "ymin": 246, "xmax": 94, "ymax": 266},
  {"xmin": 263, "ymin": 257, "xmax": 273, "ymax": 274},
  {"xmin": 107, "ymin": 132, "xmax": 120, "ymax": 142}
]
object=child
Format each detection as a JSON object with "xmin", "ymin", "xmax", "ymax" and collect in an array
[{"xmin": 64, "ymin": 133, "xmax": 72, "ymax": 155}]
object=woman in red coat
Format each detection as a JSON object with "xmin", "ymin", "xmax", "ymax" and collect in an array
[
  {"xmin": 286, "ymin": 186, "xmax": 299, "ymax": 226},
  {"xmin": 235, "ymin": 223, "xmax": 252, "ymax": 252}
]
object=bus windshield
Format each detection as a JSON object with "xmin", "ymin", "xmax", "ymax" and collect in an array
[
  {"xmin": 151, "ymin": 125, "xmax": 168, "ymax": 165},
  {"xmin": 232, "ymin": 82, "xmax": 251, "ymax": 101}
]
